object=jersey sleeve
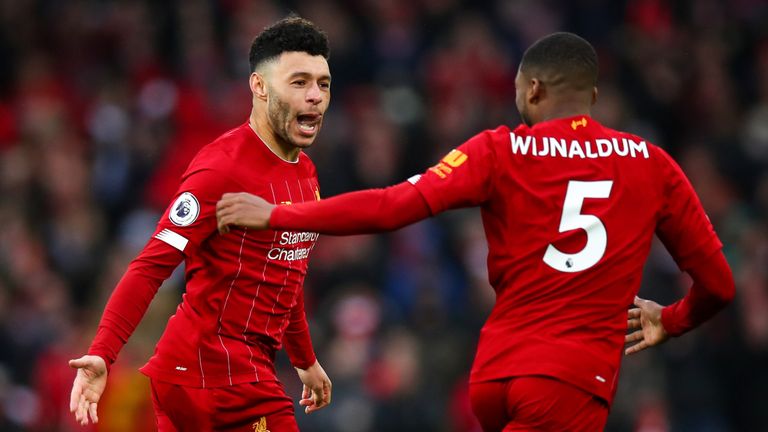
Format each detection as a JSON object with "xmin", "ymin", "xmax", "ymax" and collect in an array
[
  {"xmin": 88, "ymin": 163, "xmax": 238, "ymax": 369},
  {"xmin": 655, "ymin": 149, "xmax": 723, "ymax": 270},
  {"xmin": 660, "ymin": 249, "xmax": 735, "ymax": 336},
  {"xmin": 282, "ymin": 288, "xmax": 317, "ymax": 369},
  {"xmin": 270, "ymin": 181, "xmax": 431, "ymax": 235},
  {"xmin": 153, "ymin": 167, "xmax": 237, "ymax": 256},
  {"xmin": 88, "ymin": 238, "xmax": 183, "ymax": 371},
  {"xmin": 410, "ymin": 130, "xmax": 496, "ymax": 215}
]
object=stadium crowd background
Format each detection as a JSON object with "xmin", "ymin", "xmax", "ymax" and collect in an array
[{"xmin": 0, "ymin": 0, "xmax": 766, "ymax": 430}]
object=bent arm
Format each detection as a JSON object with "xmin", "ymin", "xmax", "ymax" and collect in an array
[
  {"xmin": 661, "ymin": 249, "xmax": 735, "ymax": 337},
  {"xmin": 270, "ymin": 181, "xmax": 432, "ymax": 235},
  {"xmin": 88, "ymin": 239, "xmax": 183, "ymax": 371},
  {"xmin": 654, "ymin": 148, "xmax": 734, "ymax": 337}
]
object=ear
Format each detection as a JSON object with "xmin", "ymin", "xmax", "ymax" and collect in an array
[
  {"xmin": 528, "ymin": 78, "xmax": 543, "ymax": 104},
  {"xmin": 591, "ymin": 86, "xmax": 598, "ymax": 105},
  {"xmin": 250, "ymin": 72, "xmax": 268, "ymax": 101}
]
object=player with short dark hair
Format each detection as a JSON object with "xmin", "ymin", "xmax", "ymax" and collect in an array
[
  {"xmin": 249, "ymin": 16, "xmax": 330, "ymax": 71},
  {"xmin": 520, "ymin": 32, "xmax": 598, "ymax": 84},
  {"xmin": 215, "ymin": 32, "xmax": 735, "ymax": 431},
  {"xmin": 69, "ymin": 16, "xmax": 333, "ymax": 431},
  {"xmin": 516, "ymin": 32, "xmax": 598, "ymax": 126}
]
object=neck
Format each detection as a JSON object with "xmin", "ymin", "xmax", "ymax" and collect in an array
[
  {"xmin": 249, "ymin": 107, "xmax": 300, "ymax": 162},
  {"xmin": 537, "ymin": 102, "xmax": 592, "ymax": 124}
]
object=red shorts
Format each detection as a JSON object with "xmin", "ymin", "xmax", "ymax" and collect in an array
[
  {"xmin": 469, "ymin": 376, "xmax": 608, "ymax": 432},
  {"xmin": 150, "ymin": 379, "xmax": 297, "ymax": 432}
]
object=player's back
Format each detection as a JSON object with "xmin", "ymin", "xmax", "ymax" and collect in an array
[{"xmin": 469, "ymin": 115, "xmax": 698, "ymax": 404}]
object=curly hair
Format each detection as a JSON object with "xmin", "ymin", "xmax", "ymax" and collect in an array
[{"xmin": 249, "ymin": 15, "xmax": 330, "ymax": 73}]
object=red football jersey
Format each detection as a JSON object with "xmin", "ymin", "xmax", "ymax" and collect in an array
[
  {"xmin": 410, "ymin": 115, "xmax": 722, "ymax": 403},
  {"xmin": 91, "ymin": 122, "xmax": 321, "ymax": 388}
]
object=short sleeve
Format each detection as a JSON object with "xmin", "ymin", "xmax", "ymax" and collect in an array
[
  {"xmin": 153, "ymin": 167, "xmax": 237, "ymax": 256},
  {"xmin": 655, "ymin": 150, "xmax": 723, "ymax": 270},
  {"xmin": 410, "ymin": 130, "xmax": 496, "ymax": 214}
]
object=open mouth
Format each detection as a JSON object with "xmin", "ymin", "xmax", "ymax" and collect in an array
[{"xmin": 297, "ymin": 113, "xmax": 321, "ymax": 134}]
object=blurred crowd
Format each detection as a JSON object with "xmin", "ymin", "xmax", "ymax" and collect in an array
[{"xmin": 0, "ymin": 0, "xmax": 766, "ymax": 431}]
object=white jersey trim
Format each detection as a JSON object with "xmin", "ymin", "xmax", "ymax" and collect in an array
[{"xmin": 155, "ymin": 229, "xmax": 189, "ymax": 252}]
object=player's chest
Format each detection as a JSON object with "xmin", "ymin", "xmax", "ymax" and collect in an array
[
  {"xmin": 231, "ymin": 165, "xmax": 320, "ymax": 206},
  {"xmin": 256, "ymin": 177, "xmax": 321, "ymax": 206}
]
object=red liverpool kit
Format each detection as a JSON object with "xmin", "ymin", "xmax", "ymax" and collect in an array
[
  {"xmin": 89, "ymin": 122, "xmax": 320, "ymax": 389},
  {"xmin": 270, "ymin": 116, "xmax": 727, "ymax": 406},
  {"xmin": 410, "ymin": 116, "xmax": 722, "ymax": 403}
]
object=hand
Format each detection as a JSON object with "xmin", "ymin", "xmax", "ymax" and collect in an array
[
  {"xmin": 216, "ymin": 192, "xmax": 276, "ymax": 234},
  {"xmin": 69, "ymin": 355, "xmax": 108, "ymax": 425},
  {"xmin": 625, "ymin": 296, "xmax": 670, "ymax": 355},
  {"xmin": 295, "ymin": 360, "xmax": 332, "ymax": 414}
]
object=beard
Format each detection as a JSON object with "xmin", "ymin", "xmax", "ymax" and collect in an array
[{"xmin": 266, "ymin": 89, "xmax": 297, "ymax": 147}]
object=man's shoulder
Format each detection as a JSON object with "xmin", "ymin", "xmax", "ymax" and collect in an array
[
  {"xmin": 463, "ymin": 125, "xmax": 518, "ymax": 149},
  {"xmin": 297, "ymin": 151, "xmax": 316, "ymax": 170},
  {"xmin": 484, "ymin": 124, "xmax": 518, "ymax": 139},
  {"xmin": 597, "ymin": 123, "xmax": 664, "ymax": 154},
  {"xmin": 188, "ymin": 124, "xmax": 250, "ymax": 172}
]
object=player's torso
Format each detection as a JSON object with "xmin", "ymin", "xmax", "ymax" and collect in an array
[
  {"xmin": 147, "ymin": 128, "xmax": 321, "ymax": 387},
  {"xmin": 486, "ymin": 118, "xmax": 664, "ymax": 311},
  {"xmin": 471, "ymin": 117, "xmax": 667, "ymax": 399},
  {"xmin": 186, "ymin": 150, "xmax": 320, "ymax": 344}
]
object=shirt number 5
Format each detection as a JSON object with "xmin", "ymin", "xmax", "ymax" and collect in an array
[{"xmin": 543, "ymin": 180, "xmax": 613, "ymax": 273}]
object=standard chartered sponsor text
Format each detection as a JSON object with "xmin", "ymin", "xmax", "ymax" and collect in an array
[
  {"xmin": 268, "ymin": 231, "xmax": 319, "ymax": 261},
  {"xmin": 280, "ymin": 231, "xmax": 319, "ymax": 245}
]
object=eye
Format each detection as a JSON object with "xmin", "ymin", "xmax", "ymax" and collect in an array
[
  {"xmin": 319, "ymin": 82, "xmax": 331, "ymax": 90},
  {"xmin": 292, "ymin": 80, "xmax": 306, "ymax": 87}
]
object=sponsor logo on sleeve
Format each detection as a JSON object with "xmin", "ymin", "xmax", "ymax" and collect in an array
[
  {"xmin": 169, "ymin": 192, "xmax": 200, "ymax": 226},
  {"xmin": 428, "ymin": 149, "xmax": 468, "ymax": 179}
]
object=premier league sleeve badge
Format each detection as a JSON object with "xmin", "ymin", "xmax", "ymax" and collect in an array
[{"xmin": 169, "ymin": 192, "xmax": 201, "ymax": 226}]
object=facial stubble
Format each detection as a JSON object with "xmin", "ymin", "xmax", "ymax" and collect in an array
[{"xmin": 266, "ymin": 85, "xmax": 298, "ymax": 147}]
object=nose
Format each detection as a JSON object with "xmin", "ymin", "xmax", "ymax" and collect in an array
[{"xmin": 306, "ymin": 82, "xmax": 323, "ymax": 105}]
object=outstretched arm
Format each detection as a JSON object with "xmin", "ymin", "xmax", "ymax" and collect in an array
[
  {"xmin": 625, "ymin": 248, "xmax": 734, "ymax": 355},
  {"xmin": 217, "ymin": 132, "xmax": 497, "ymax": 235},
  {"xmin": 69, "ymin": 239, "xmax": 183, "ymax": 425},
  {"xmin": 217, "ymin": 181, "xmax": 432, "ymax": 235}
]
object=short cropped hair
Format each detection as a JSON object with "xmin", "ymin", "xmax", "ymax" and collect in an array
[
  {"xmin": 249, "ymin": 15, "xmax": 330, "ymax": 73},
  {"xmin": 520, "ymin": 32, "xmax": 598, "ymax": 91}
]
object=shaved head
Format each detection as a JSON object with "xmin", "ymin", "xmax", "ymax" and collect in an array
[
  {"xmin": 519, "ymin": 32, "xmax": 598, "ymax": 93},
  {"xmin": 515, "ymin": 32, "xmax": 599, "ymax": 126}
]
